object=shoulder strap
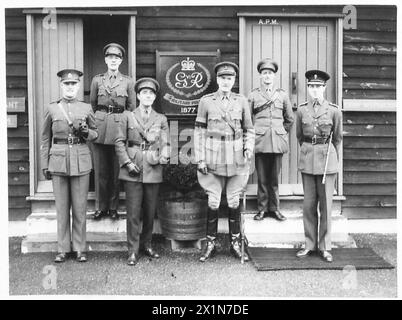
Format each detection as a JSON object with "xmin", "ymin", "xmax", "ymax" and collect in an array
[
  {"xmin": 130, "ymin": 111, "xmax": 149, "ymax": 143},
  {"xmin": 253, "ymin": 90, "xmax": 280, "ymax": 115},
  {"xmin": 57, "ymin": 103, "xmax": 73, "ymax": 127},
  {"xmin": 215, "ymin": 103, "xmax": 237, "ymax": 133}
]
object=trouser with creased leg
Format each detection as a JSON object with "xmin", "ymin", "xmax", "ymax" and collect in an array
[
  {"xmin": 301, "ymin": 173, "xmax": 336, "ymax": 251},
  {"xmin": 52, "ymin": 174, "xmax": 89, "ymax": 253},
  {"xmin": 255, "ymin": 153, "xmax": 283, "ymax": 212},
  {"xmin": 125, "ymin": 181, "xmax": 160, "ymax": 254},
  {"xmin": 93, "ymin": 143, "xmax": 120, "ymax": 211}
]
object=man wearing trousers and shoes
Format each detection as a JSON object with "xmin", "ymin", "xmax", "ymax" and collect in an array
[
  {"xmin": 194, "ymin": 61, "xmax": 255, "ymax": 262},
  {"xmin": 295, "ymin": 70, "xmax": 342, "ymax": 263},
  {"xmin": 90, "ymin": 43, "xmax": 136, "ymax": 220},
  {"xmin": 115, "ymin": 77, "xmax": 170, "ymax": 266},
  {"xmin": 248, "ymin": 58, "xmax": 294, "ymax": 222},
  {"xmin": 41, "ymin": 69, "xmax": 98, "ymax": 263}
]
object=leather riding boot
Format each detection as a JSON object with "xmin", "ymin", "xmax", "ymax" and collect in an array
[
  {"xmin": 206, "ymin": 208, "xmax": 219, "ymax": 239},
  {"xmin": 199, "ymin": 237, "xmax": 216, "ymax": 262},
  {"xmin": 229, "ymin": 207, "xmax": 249, "ymax": 262}
]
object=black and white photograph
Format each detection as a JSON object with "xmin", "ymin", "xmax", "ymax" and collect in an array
[{"xmin": 0, "ymin": 0, "xmax": 399, "ymax": 302}]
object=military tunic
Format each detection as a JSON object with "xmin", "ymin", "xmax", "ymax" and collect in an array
[
  {"xmin": 90, "ymin": 71, "xmax": 136, "ymax": 212},
  {"xmin": 295, "ymin": 99, "xmax": 342, "ymax": 251},
  {"xmin": 194, "ymin": 91, "xmax": 255, "ymax": 210},
  {"xmin": 115, "ymin": 108, "xmax": 170, "ymax": 254},
  {"xmin": 40, "ymin": 98, "xmax": 98, "ymax": 253},
  {"xmin": 248, "ymin": 85, "xmax": 294, "ymax": 213}
]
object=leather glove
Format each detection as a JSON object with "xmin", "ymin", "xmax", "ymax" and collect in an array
[
  {"xmin": 159, "ymin": 156, "xmax": 169, "ymax": 165},
  {"xmin": 42, "ymin": 169, "xmax": 52, "ymax": 180},
  {"xmin": 77, "ymin": 122, "xmax": 89, "ymax": 139},
  {"xmin": 244, "ymin": 149, "xmax": 253, "ymax": 161},
  {"xmin": 126, "ymin": 162, "xmax": 141, "ymax": 177},
  {"xmin": 197, "ymin": 161, "xmax": 208, "ymax": 175}
]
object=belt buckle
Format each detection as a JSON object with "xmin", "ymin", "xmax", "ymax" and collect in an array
[
  {"xmin": 140, "ymin": 141, "xmax": 146, "ymax": 151},
  {"xmin": 67, "ymin": 136, "xmax": 74, "ymax": 145},
  {"xmin": 108, "ymin": 105, "xmax": 114, "ymax": 114},
  {"xmin": 311, "ymin": 135, "xmax": 317, "ymax": 145}
]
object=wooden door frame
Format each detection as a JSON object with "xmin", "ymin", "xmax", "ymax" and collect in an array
[
  {"xmin": 25, "ymin": 10, "xmax": 137, "ymax": 197},
  {"xmin": 238, "ymin": 13, "xmax": 344, "ymax": 196}
]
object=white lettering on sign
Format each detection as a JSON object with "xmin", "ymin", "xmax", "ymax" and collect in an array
[
  {"xmin": 258, "ymin": 19, "xmax": 278, "ymax": 25},
  {"xmin": 7, "ymin": 97, "xmax": 25, "ymax": 113}
]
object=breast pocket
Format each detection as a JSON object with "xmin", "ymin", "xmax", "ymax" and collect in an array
[
  {"xmin": 116, "ymin": 87, "xmax": 128, "ymax": 98},
  {"xmin": 230, "ymin": 109, "xmax": 242, "ymax": 129},
  {"xmin": 78, "ymin": 148, "xmax": 92, "ymax": 173},
  {"xmin": 98, "ymin": 86, "xmax": 107, "ymax": 97},
  {"xmin": 52, "ymin": 119, "xmax": 68, "ymax": 135},
  {"xmin": 207, "ymin": 114, "xmax": 225, "ymax": 132},
  {"xmin": 48, "ymin": 148, "xmax": 67, "ymax": 174},
  {"xmin": 318, "ymin": 118, "xmax": 333, "ymax": 136},
  {"xmin": 273, "ymin": 100, "xmax": 284, "ymax": 119}
]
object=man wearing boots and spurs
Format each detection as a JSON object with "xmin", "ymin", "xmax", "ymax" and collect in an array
[{"xmin": 194, "ymin": 61, "xmax": 255, "ymax": 262}]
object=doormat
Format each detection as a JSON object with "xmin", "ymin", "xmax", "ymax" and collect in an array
[{"xmin": 247, "ymin": 247, "xmax": 394, "ymax": 271}]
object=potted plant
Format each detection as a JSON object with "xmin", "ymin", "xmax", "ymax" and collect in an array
[{"xmin": 159, "ymin": 152, "xmax": 207, "ymax": 241}]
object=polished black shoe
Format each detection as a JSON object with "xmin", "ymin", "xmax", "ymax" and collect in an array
[
  {"xmin": 94, "ymin": 210, "xmax": 107, "ymax": 220},
  {"xmin": 54, "ymin": 253, "xmax": 66, "ymax": 263},
  {"xmin": 199, "ymin": 240, "xmax": 216, "ymax": 262},
  {"xmin": 268, "ymin": 210, "xmax": 287, "ymax": 221},
  {"xmin": 142, "ymin": 247, "xmax": 160, "ymax": 259},
  {"xmin": 127, "ymin": 253, "xmax": 138, "ymax": 266},
  {"xmin": 76, "ymin": 252, "xmax": 87, "ymax": 262},
  {"xmin": 296, "ymin": 248, "xmax": 312, "ymax": 258},
  {"xmin": 230, "ymin": 240, "xmax": 250, "ymax": 262},
  {"xmin": 253, "ymin": 211, "xmax": 265, "ymax": 221},
  {"xmin": 320, "ymin": 250, "xmax": 333, "ymax": 263},
  {"xmin": 109, "ymin": 209, "xmax": 119, "ymax": 220}
]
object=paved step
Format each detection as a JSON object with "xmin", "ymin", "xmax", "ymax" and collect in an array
[{"xmin": 244, "ymin": 213, "xmax": 356, "ymax": 248}]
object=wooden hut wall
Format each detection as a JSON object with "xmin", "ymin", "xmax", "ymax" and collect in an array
[
  {"xmin": 5, "ymin": 5, "xmax": 397, "ymax": 220},
  {"xmin": 6, "ymin": 8, "xmax": 30, "ymax": 221}
]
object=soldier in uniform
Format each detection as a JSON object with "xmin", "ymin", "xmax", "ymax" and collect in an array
[
  {"xmin": 115, "ymin": 78, "xmax": 170, "ymax": 266},
  {"xmin": 248, "ymin": 58, "xmax": 294, "ymax": 221},
  {"xmin": 41, "ymin": 69, "xmax": 98, "ymax": 263},
  {"xmin": 194, "ymin": 61, "xmax": 255, "ymax": 262},
  {"xmin": 295, "ymin": 70, "xmax": 342, "ymax": 263},
  {"xmin": 90, "ymin": 43, "xmax": 136, "ymax": 220}
]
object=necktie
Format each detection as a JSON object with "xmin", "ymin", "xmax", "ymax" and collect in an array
[
  {"xmin": 143, "ymin": 108, "xmax": 149, "ymax": 123},
  {"xmin": 313, "ymin": 100, "xmax": 319, "ymax": 113},
  {"xmin": 222, "ymin": 95, "xmax": 229, "ymax": 108}
]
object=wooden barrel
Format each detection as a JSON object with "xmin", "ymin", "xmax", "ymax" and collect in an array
[{"xmin": 159, "ymin": 199, "xmax": 207, "ymax": 240}]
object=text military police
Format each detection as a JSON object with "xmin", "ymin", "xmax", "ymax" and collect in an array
[
  {"xmin": 115, "ymin": 78, "xmax": 170, "ymax": 266},
  {"xmin": 194, "ymin": 61, "xmax": 255, "ymax": 262},
  {"xmin": 90, "ymin": 43, "xmax": 136, "ymax": 220},
  {"xmin": 295, "ymin": 70, "xmax": 343, "ymax": 263},
  {"xmin": 248, "ymin": 58, "xmax": 294, "ymax": 222},
  {"xmin": 41, "ymin": 69, "xmax": 98, "ymax": 263}
]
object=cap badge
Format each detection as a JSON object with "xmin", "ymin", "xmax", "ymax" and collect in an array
[
  {"xmin": 314, "ymin": 74, "xmax": 317, "ymax": 79},
  {"xmin": 68, "ymin": 73, "xmax": 73, "ymax": 79}
]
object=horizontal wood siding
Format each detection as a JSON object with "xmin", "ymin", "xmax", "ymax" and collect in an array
[
  {"xmin": 343, "ymin": 112, "xmax": 396, "ymax": 219},
  {"xmin": 6, "ymin": 8, "xmax": 30, "ymax": 220},
  {"xmin": 5, "ymin": 5, "xmax": 397, "ymax": 220}
]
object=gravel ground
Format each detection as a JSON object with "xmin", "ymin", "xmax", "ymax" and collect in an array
[{"xmin": 8, "ymin": 234, "xmax": 397, "ymax": 297}]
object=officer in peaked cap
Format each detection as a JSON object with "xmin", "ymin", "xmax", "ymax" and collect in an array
[
  {"xmin": 248, "ymin": 58, "xmax": 294, "ymax": 223},
  {"xmin": 295, "ymin": 69, "xmax": 342, "ymax": 263},
  {"xmin": 90, "ymin": 43, "xmax": 136, "ymax": 221},
  {"xmin": 194, "ymin": 61, "xmax": 255, "ymax": 262},
  {"xmin": 256, "ymin": 58, "xmax": 278, "ymax": 74},
  {"xmin": 41, "ymin": 69, "xmax": 98, "ymax": 263},
  {"xmin": 115, "ymin": 77, "xmax": 170, "ymax": 266}
]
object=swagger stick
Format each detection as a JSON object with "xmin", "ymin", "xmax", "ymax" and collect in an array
[
  {"xmin": 241, "ymin": 160, "xmax": 251, "ymax": 264},
  {"xmin": 322, "ymin": 132, "xmax": 333, "ymax": 184}
]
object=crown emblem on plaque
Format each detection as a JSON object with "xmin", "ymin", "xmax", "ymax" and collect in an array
[{"xmin": 181, "ymin": 57, "xmax": 196, "ymax": 71}]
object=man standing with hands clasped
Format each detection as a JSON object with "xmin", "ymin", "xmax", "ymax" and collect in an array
[
  {"xmin": 248, "ymin": 58, "xmax": 294, "ymax": 222},
  {"xmin": 115, "ymin": 78, "xmax": 170, "ymax": 266},
  {"xmin": 295, "ymin": 70, "xmax": 342, "ymax": 263},
  {"xmin": 194, "ymin": 61, "xmax": 255, "ymax": 262}
]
